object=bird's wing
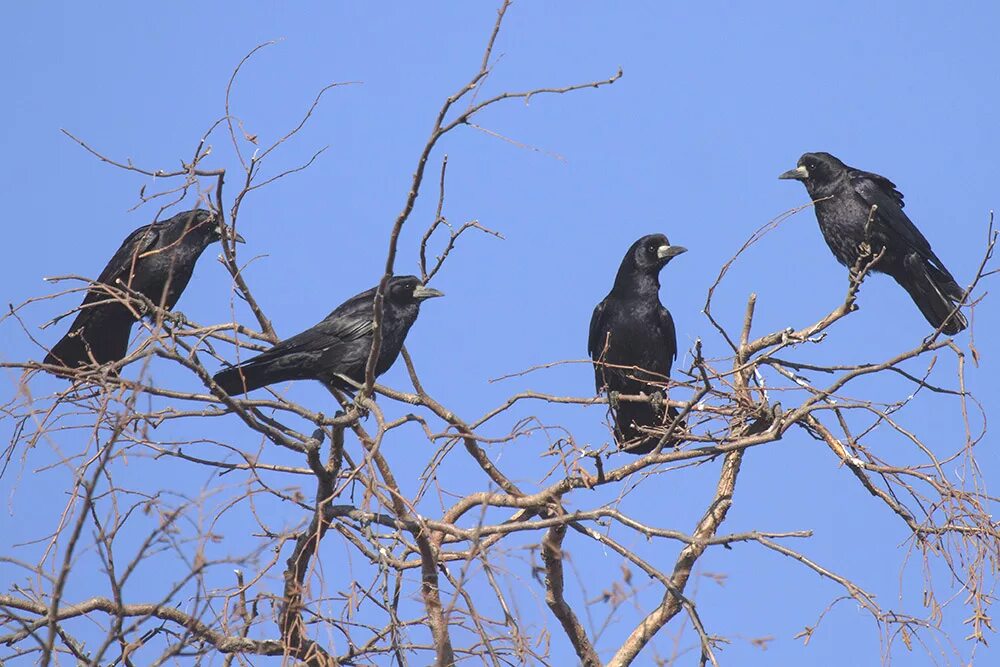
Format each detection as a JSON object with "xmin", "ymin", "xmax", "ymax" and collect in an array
[
  {"xmin": 849, "ymin": 172, "xmax": 932, "ymax": 253},
  {"xmin": 248, "ymin": 313, "xmax": 374, "ymax": 364},
  {"xmin": 68, "ymin": 224, "xmax": 162, "ymax": 313},
  {"xmin": 660, "ymin": 306, "xmax": 678, "ymax": 363},
  {"xmin": 850, "ymin": 169, "xmax": 905, "ymax": 209},
  {"xmin": 588, "ymin": 299, "xmax": 607, "ymax": 359},
  {"xmin": 315, "ymin": 316, "xmax": 375, "ymax": 346},
  {"xmin": 850, "ymin": 170, "xmax": 955, "ymax": 278},
  {"xmin": 93, "ymin": 224, "xmax": 161, "ymax": 287},
  {"xmin": 588, "ymin": 299, "xmax": 611, "ymax": 394}
]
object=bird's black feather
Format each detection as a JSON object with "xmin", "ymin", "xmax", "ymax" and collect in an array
[
  {"xmin": 213, "ymin": 276, "xmax": 442, "ymax": 394},
  {"xmin": 781, "ymin": 152, "xmax": 966, "ymax": 334},
  {"xmin": 589, "ymin": 234, "xmax": 686, "ymax": 454},
  {"xmin": 45, "ymin": 209, "xmax": 225, "ymax": 370}
]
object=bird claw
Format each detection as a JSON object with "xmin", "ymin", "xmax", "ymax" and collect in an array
[
  {"xmin": 649, "ymin": 390, "xmax": 665, "ymax": 418},
  {"xmin": 131, "ymin": 299, "xmax": 153, "ymax": 318},
  {"xmin": 352, "ymin": 392, "xmax": 371, "ymax": 417},
  {"xmin": 608, "ymin": 390, "xmax": 621, "ymax": 411}
]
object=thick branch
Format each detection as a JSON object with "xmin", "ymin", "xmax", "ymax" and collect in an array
[{"xmin": 541, "ymin": 524, "xmax": 600, "ymax": 666}]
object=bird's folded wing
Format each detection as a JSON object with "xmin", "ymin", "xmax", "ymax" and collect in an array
[
  {"xmin": 324, "ymin": 316, "xmax": 376, "ymax": 342},
  {"xmin": 93, "ymin": 224, "xmax": 161, "ymax": 291},
  {"xmin": 659, "ymin": 306, "xmax": 678, "ymax": 362},
  {"xmin": 850, "ymin": 172, "xmax": 953, "ymax": 277},
  {"xmin": 850, "ymin": 170, "xmax": 905, "ymax": 209},
  {"xmin": 587, "ymin": 299, "xmax": 607, "ymax": 359},
  {"xmin": 249, "ymin": 315, "xmax": 375, "ymax": 363}
]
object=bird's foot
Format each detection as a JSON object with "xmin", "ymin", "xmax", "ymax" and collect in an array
[
  {"xmin": 352, "ymin": 392, "xmax": 372, "ymax": 418},
  {"xmin": 649, "ymin": 390, "xmax": 665, "ymax": 419},
  {"xmin": 608, "ymin": 390, "xmax": 621, "ymax": 412},
  {"xmin": 848, "ymin": 269, "xmax": 868, "ymax": 289},
  {"xmin": 131, "ymin": 300, "xmax": 153, "ymax": 319}
]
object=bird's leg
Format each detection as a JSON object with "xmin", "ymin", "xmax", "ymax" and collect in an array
[
  {"xmin": 608, "ymin": 390, "xmax": 621, "ymax": 413},
  {"xmin": 352, "ymin": 391, "xmax": 371, "ymax": 418},
  {"xmin": 848, "ymin": 245, "xmax": 873, "ymax": 283},
  {"xmin": 322, "ymin": 376, "xmax": 370, "ymax": 418},
  {"xmin": 172, "ymin": 310, "xmax": 191, "ymax": 327},
  {"xmin": 649, "ymin": 390, "xmax": 665, "ymax": 419}
]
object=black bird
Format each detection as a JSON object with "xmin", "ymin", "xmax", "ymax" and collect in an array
[
  {"xmin": 779, "ymin": 152, "xmax": 967, "ymax": 334},
  {"xmin": 589, "ymin": 234, "xmax": 687, "ymax": 454},
  {"xmin": 45, "ymin": 209, "xmax": 239, "ymax": 370},
  {"xmin": 213, "ymin": 276, "xmax": 444, "ymax": 394}
]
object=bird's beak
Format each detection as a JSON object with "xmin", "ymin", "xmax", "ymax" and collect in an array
[
  {"xmin": 657, "ymin": 245, "xmax": 688, "ymax": 260},
  {"xmin": 413, "ymin": 285, "xmax": 445, "ymax": 301},
  {"xmin": 216, "ymin": 224, "xmax": 246, "ymax": 243},
  {"xmin": 778, "ymin": 165, "xmax": 809, "ymax": 181}
]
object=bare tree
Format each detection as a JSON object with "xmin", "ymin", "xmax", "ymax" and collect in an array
[{"xmin": 1, "ymin": 3, "xmax": 996, "ymax": 666}]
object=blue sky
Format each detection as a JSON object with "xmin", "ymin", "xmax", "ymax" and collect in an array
[{"xmin": 2, "ymin": 2, "xmax": 998, "ymax": 665}]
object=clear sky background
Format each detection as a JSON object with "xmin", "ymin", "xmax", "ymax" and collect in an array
[{"xmin": 2, "ymin": 2, "xmax": 999, "ymax": 665}]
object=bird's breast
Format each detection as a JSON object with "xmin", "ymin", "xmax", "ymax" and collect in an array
[
  {"xmin": 815, "ymin": 197, "xmax": 874, "ymax": 267},
  {"xmin": 599, "ymin": 309, "xmax": 669, "ymax": 365}
]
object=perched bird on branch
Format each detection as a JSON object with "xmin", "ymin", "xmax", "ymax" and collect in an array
[
  {"xmin": 589, "ymin": 234, "xmax": 687, "ymax": 454},
  {"xmin": 213, "ymin": 276, "xmax": 444, "ymax": 395},
  {"xmin": 780, "ymin": 152, "xmax": 967, "ymax": 334},
  {"xmin": 45, "ymin": 209, "xmax": 240, "ymax": 371}
]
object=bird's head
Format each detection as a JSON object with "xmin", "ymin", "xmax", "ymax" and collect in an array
[
  {"xmin": 201, "ymin": 210, "xmax": 246, "ymax": 245},
  {"xmin": 629, "ymin": 233, "xmax": 687, "ymax": 272},
  {"xmin": 177, "ymin": 209, "xmax": 245, "ymax": 245},
  {"xmin": 778, "ymin": 152, "xmax": 846, "ymax": 187},
  {"xmin": 387, "ymin": 276, "xmax": 445, "ymax": 306},
  {"xmin": 159, "ymin": 209, "xmax": 243, "ymax": 248}
]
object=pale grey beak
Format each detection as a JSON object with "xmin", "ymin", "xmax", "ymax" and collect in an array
[
  {"xmin": 413, "ymin": 285, "xmax": 445, "ymax": 300},
  {"xmin": 657, "ymin": 245, "xmax": 688, "ymax": 260},
  {"xmin": 216, "ymin": 224, "xmax": 246, "ymax": 243},
  {"xmin": 778, "ymin": 165, "xmax": 809, "ymax": 181}
]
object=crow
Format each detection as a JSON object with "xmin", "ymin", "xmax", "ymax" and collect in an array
[
  {"xmin": 45, "ymin": 209, "xmax": 240, "ymax": 370},
  {"xmin": 213, "ymin": 276, "xmax": 444, "ymax": 394},
  {"xmin": 589, "ymin": 234, "xmax": 687, "ymax": 454},
  {"xmin": 780, "ymin": 152, "xmax": 967, "ymax": 334}
]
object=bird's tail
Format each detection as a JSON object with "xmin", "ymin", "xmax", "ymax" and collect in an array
[
  {"xmin": 44, "ymin": 314, "xmax": 132, "ymax": 370},
  {"xmin": 213, "ymin": 362, "xmax": 275, "ymax": 395},
  {"xmin": 896, "ymin": 255, "xmax": 967, "ymax": 335},
  {"xmin": 617, "ymin": 404, "xmax": 686, "ymax": 454}
]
